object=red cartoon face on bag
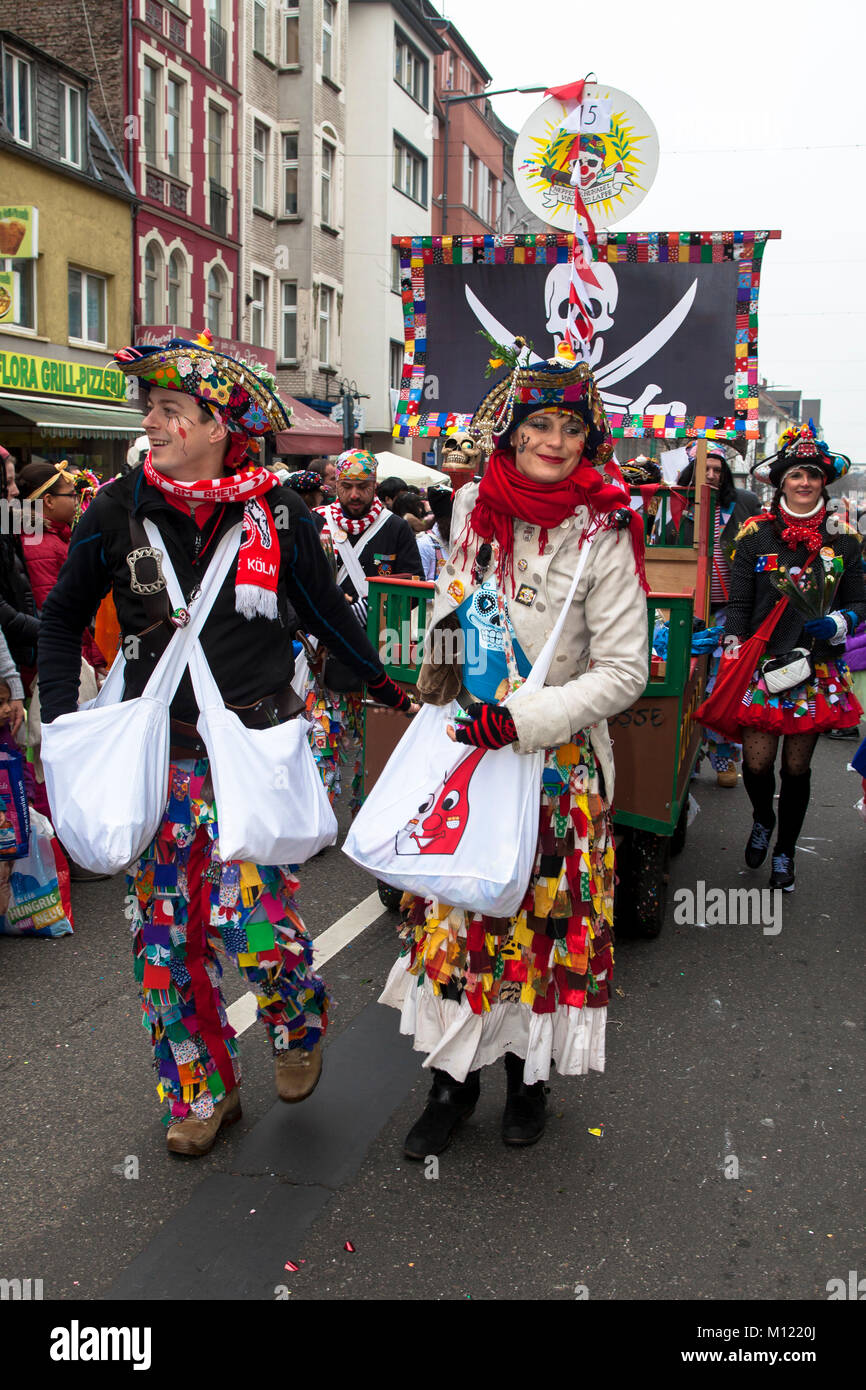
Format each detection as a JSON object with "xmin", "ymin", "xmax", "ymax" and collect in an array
[{"xmin": 395, "ymin": 747, "xmax": 486, "ymax": 856}]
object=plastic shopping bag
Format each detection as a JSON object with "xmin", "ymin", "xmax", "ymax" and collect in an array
[
  {"xmin": 0, "ymin": 745, "xmax": 30, "ymax": 859},
  {"xmin": 342, "ymin": 699, "xmax": 543, "ymax": 915},
  {"xmin": 0, "ymin": 810, "xmax": 74, "ymax": 937}
]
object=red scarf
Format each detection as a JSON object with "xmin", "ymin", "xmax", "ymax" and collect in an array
[
  {"xmin": 461, "ymin": 449, "xmax": 648, "ymax": 594},
  {"xmin": 756, "ymin": 502, "xmax": 827, "ymax": 557},
  {"xmin": 144, "ymin": 456, "xmax": 281, "ymax": 620},
  {"xmin": 315, "ymin": 496, "xmax": 385, "ymax": 538}
]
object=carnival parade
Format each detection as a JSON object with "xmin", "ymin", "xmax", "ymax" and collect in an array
[{"xmin": 0, "ymin": 0, "xmax": 863, "ymax": 1348}]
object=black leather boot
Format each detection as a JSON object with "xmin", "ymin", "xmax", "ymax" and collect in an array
[
  {"xmin": 403, "ymin": 1068, "xmax": 480, "ymax": 1159},
  {"xmin": 502, "ymin": 1051, "xmax": 547, "ymax": 1146}
]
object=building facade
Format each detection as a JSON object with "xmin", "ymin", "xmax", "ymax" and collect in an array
[
  {"xmin": 238, "ymin": 0, "xmax": 348, "ymax": 424},
  {"xmin": 428, "ymin": 16, "xmax": 503, "ymax": 238},
  {"xmin": 343, "ymin": 0, "xmax": 444, "ymax": 454},
  {"xmin": 9, "ymin": 0, "xmax": 244, "ymax": 347},
  {"xmin": 0, "ymin": 31, "xmax": 137, "ymax": 472},
  {"xmin": 131, "ymin": 0, "xmax": 242, "ymax": 342}
]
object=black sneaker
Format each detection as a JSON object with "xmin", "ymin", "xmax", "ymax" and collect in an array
[
  {"xmin": 745, "ymin": 820, "xmax": 775, "ymax": 869},
  {"xmin": 769, "ymin": 852, "xmax": 795, "ymax": 891}
]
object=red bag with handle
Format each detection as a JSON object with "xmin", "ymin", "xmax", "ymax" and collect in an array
[{"xmin": 695, "ymin": 599, "xmax": 788, "ymax": 741}]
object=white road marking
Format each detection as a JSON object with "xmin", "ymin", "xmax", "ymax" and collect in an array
[{"xmin": 225, "ymin": 890, "xmax": 385, "ymax": 1037}]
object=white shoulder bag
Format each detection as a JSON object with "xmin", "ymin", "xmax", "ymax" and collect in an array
[
  {"xmin": 343, "ymin": 536, "xmax": 596, "ymax": 915},
  {"xmin": 41, "ymin": 523, "xmax": 243, "ymax": 875},
  {"xmin": 151, "ymin": 523, "xmax": 337, "ymax": 866}
]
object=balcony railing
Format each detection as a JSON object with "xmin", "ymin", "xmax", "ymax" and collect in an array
[
  {"xmin": 209, "ymin": 181, "xmax": 228, "ymax": 237},
  {"xmin": 210, "ymin": 19, "xmax": 227, "ymax": 78}
]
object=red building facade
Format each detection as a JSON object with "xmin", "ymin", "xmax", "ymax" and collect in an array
[
  {"xmin": 4, "ymin": 0, "xmax": 243, "ymax": 344},
  {"xmin": 429, "ymin": 18, "xmax": 503, "ymax": 237},
  {"xmin": 131, "ymin": 0, "xmax": 241, "ymax": 341}
]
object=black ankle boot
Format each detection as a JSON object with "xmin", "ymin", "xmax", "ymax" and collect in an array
[
  {"xmin": 403, "ymin": 1068, "xmax": 480, "ymax": 1159},
  {"xmin": 502, "ymin": 1052, "xmax": 547, "ymax": 1147}
]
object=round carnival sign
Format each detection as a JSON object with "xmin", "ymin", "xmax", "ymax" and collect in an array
[{"xmin": 514, "ymin": 84, "xmax": 659, "ymax": 230}]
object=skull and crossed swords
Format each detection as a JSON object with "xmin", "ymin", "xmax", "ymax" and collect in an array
[{"xmin": 465, "ymin": 261, "xmax": 696, "ymax": 417}]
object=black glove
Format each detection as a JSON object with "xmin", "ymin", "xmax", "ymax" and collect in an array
[
  {"xmin": 453, "ymin": 701, "xmax": 518, "ymax": 750},
  {"xmin": 367, "ymin": 670, "xmax": 412, "ymax": 713}
]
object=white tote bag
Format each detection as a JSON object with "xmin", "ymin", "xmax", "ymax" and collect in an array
[
  {"xmin": 151, "ymin": 525, "xmax": 337, "ymax": 866},
  {"xmin": 41, "ymin": 524, "xmax": 243, "ymax": 875},
  {"xmin": 342, "ymin": 537, "xmax": 596, "ymax": 915}
]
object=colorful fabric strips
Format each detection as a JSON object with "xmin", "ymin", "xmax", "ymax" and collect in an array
[{"xmin": 128, "ymin": 758, "xmax": 328, "ymax": 1126}]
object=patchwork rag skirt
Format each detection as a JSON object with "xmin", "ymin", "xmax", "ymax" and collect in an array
[
  {"xmin": 739, "ymin": 657, "xmax": 863, "ymax": 735},
  {"xmin": 305, "ymin": 688, "xmax": 364, "ymax": 809},
  {"xmin": 379, "ymin": 731, "xmax": 615, "ymax": 1085},
  {"xmin": 127, "ymin": 759, "xmax": 329, "ymax": 1127}
]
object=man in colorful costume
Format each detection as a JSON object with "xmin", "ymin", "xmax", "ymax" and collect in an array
[
  {"xmin": 37, "ymin": 336, "xmax": 411, "ymax": 1156},
  {"xmin": 301, "ymin": 449, "xmax": 424, "ymax": 807}
]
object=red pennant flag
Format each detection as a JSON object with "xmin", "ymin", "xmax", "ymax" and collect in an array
[{"xmin": 545, "ymin": 80, "xmax": 586, "ymax": 104}]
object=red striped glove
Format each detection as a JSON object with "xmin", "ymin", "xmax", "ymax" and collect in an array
[
  {"xmin": 367, "ymin": 671, "xmax": 412, "ymax": 713},
  {"xmin": 454, "ymin": 702, "xmax": 517, "ymax": 749}
]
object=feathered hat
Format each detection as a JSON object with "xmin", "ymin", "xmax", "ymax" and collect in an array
[
  {"xmin": 752, "ymin": 419, "xmax": 850, "ymax": 489},
  {"xmin": 114, "ymin": 330, "xmax": 292, "ymax": 440},
  {"xmin": 469, "ymin": 335, "xmax": 612, "ymax": 464}
]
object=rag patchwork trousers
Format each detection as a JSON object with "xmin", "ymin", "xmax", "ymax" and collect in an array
[{"xmin": 127, "ymin": 759, "xmax": 328, "ymax": 1126}]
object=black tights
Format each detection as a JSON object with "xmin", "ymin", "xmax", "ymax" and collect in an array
[{"xmin": 741, "ymin": 730, "xmax": 819, "ymax": 855}]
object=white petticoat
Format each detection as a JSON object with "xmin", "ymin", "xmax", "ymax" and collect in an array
[{"xmin": 379, "ymin": 953, "xmax": 607, "ymax": 1085}]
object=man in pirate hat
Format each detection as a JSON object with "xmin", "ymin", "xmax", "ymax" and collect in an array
[{"xmin": 37, "ymin": 336, "xmax": 412, "ymax": 1156}]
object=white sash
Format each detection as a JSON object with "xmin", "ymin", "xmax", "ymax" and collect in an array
[{"xmin": 325, "ymin": 507, "xmax": 391, "ymax": 597}]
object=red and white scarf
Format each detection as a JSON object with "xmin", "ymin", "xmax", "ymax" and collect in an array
[
  {"xmin": 315, "ymin": 495, "xmax": 385, "ymax": 538},
  {"xmin": 144, "ymin": 457, "xmax": 281, "ymax": 620}
]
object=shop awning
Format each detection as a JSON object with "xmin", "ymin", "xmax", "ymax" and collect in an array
[
  {"xmin": 0, "ymin": 394, "xmax": 144, "ymax": 440},
  {"xmin": 275, "ymin": 396, "xmax": 343, "ymax": 456}
]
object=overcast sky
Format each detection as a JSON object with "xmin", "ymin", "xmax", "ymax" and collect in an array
[{"xmin": 437, "ymin": 0, "xmax": 866, "ymax": 459}]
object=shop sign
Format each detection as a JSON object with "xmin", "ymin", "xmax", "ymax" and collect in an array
[
  {"xmin": 135, "ymin": 325, "xmax": 278, "ymax": 375},
  {"xmin": 0, "ymin": 206, "xmax": 39, "ymax": 259},
  {"xmin": 0, "ymin": 347, "xmax": 127, "ymax": 402},
  {"xmin": 0, "ymin": 273, "xmax": 15, "ymax": 324}
]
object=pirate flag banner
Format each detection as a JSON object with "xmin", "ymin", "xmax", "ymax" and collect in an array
[
  {"xmin": 514, "ymin": 85, "xmax": 659, "ymax": 231},
  {"xmin": 391, "ymin": 230, "xmax": 780, "ymax": 442}
]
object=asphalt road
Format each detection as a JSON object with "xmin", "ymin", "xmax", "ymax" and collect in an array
[{"xmin": 1, "ymin": 736, "xmax": 864, "ymax": 1314}]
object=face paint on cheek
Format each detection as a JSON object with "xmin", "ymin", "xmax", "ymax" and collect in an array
[
  {"xmin": 516, "ymin": 430, "xmax": 530, "ymax": 455},
  {"xmin": 167, "ymin": 415, "xmax": 189, "ymax": 451}
]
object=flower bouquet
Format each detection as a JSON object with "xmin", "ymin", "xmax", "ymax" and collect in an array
[{"xmin": 768, "ymin": 548, "xmax": 844, "ymax": 619}]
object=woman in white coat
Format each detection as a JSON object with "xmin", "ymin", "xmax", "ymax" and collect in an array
[{"xmin": 379, "ymin": 346, "xmax": 650, "ymax": 1155}]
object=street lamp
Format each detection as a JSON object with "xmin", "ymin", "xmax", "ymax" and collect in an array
[
  {"xmin": 439, "ymin": 85, "xmax": 546, "ymax": 234},
  {"xmin": 326, "ymin": 376, "xmax": 369, "ymax": 449}
]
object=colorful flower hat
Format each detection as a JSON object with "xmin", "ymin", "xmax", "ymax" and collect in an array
[
  {"xmin": 752, "ymin": 419, "xmax": 850, "ymax": 489},
  {"xmin": 114, "ymin": 331, "xmax": 292, "ymax": 438},
  {"xmin": 470, "ymin": 335, "xmax": 612, "ymax": 464}
]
